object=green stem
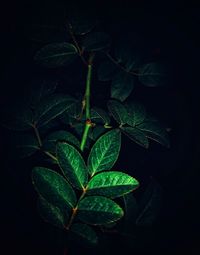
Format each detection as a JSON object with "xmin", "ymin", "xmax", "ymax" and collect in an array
[
  {"xmin": 80, "ymin": 55, "xmax": 94, "ymax": 152},
  {"xmin": 80, "ymin": 122, "xmax": 91, "ymax": 151},
  {"xmin": 85, "ymin": 64, "xmax": 92, "ymax": 119}
]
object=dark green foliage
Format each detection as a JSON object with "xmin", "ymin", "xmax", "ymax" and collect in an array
[
  {"xmin": 2, "ymin": 12, "xmax": 171, "ymax": 248},
  {"xmin": 34, "ymin": 42, "xmax": 78, "ymax": 67}
]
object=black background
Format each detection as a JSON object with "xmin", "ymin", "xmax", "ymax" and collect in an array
[{"xmin": 1, "ymin": 1, "xmax": 200, "ymax": 254}]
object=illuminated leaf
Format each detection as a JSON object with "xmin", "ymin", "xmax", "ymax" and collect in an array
[
  {"xmin": 121, "ymin": 127, "xmax": 149, "ymax": 149},
  {"xmin": 34, "ymin": 42, "xmax": 78, "ymax": 67},
  {"xmin": 87, "ymin": 171, "xmax": 139, "ymax": 198},
  {"xmin": 111, "ymin": 72, "xmax": 135, "ymax": 102},
  {"xmin": 32, "ymin": 167, "xmax": 76, "ymax": 210},
  {"xmin": 71, "ymin": 223, "xmax": 98, "ymax": 244},
  {"xmin": 56, "ymin": 142, "xmax": 88, "ymax": 189},
  {"xmin": 137, "ymin": 121, "xmax": 170, "ymax": 147},
  {"xmin": 107, "ymin": 100, "xmax": 128, "ymax": 124},
  {"xmin": 78, "ymin": 196, "xmax": 124, "ymax": 225},
  {"xmin": 37, "ymin": 196, "xmax": 68, "ymax": 229},
  {"xmin": 125, "ymin": 101, "xmax": 146, "ymax": 126},
  {"xmin": 43, "ymin": 130, "xmax": 80, "ymax": 154},
  {"xmin": 82, "ymin": 32, "xmax": 111, "ymax": 51},
  {"xmin": 34, "ymin": 94, "xmax": 76, "ymax": 127},
  {"xmin": 87, "ymin": 129, "xmax": 121, "ymax": 176}
]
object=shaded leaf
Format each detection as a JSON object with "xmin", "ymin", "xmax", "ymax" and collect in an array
[
  {"xmin": 125, "ymin": 101, "xmax": 146, "ymax": 126},
  {"xmin": 137, "ymin": 121, "xmax": 170, "ymax": 147},
  {"xmin": 15, "ymin": 133, "xmax": 40, "ymax": 158},
  {"xmin": 90, "ymin": 107, "xmax": 110, "ymax": 125},
  {"xmin": 38, "ymin": 196, "xmax": 68, "ymax": 228},
  {"xmin": 71, "ymin": 223, "xmax": 98, "ymax": 245},
  {"xmin": 107, "ymin": 100, "xmax": 128, "ymax": 124},
  {"xmin": 98, "ymin": 59, "xmax": 118, "ymax": 81},
  {"xmin": 87, "ymin": 171, "xmax": 139, "ymax": 198},
  {"xmin": 82, "ymin": 32, "xmax": 111, "ymax": 51},
  {"xmin": 121, "ymin": 127, "xmax": 149, "ymax": 149},
  {"xmin": 34, "ymin": 42, "xmax": 78, "ymax": 68},
  {"xmin": 32, "ymin": 167, "xmax": 77, "ymax": 210},
  {"xmin": 123, "ymin": 193, "xmax": 139, "ymax": 225},
  {"xmin": 111, "ymin": 72, "xmax": 135, "ymax": 102},
  {"xmin": 89, "ymin": 125, "xmax": 106, "ymax": 141},
  {"xmin": 34, "ymin": 94, "xmax": 76, "ymax": 127},
  {"xmin": 136, "ymin": 179, "xmax": 162, "ymax": 226},
  {"xmin": 78, "ymin": 196, "xmax": 124, "ymax": 225},
  {"xmin": 87, "ymin": 129, "xmax": 121, "ymax": 176},
  {"xmin": 139, "ymin": 62, "xmax": 167, "ymax": 87},
  {"xmin": 43, "ymin": 130, "xmax": 80, "ymax": 154},
  {"xmin": 56, "ymin": 142, "xmax": 88, "ymax": 189}
]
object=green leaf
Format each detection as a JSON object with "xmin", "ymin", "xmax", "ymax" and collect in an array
[
  {"xmin": 34, "ymin": 42, "xmax": 78, "ymax": 68},
  {"xmin": 87, "ymin": 129, "xmax": 121, "ymax": 176},
  {"xmin": 37, "ymin": 196, "xmax": 68, "ymax": 229},
  {"xmin": 98, "ymin": 59, "xmax": 118, "ymax": 81},
  {"xmin": 43, "ymin": 130, "xmax": 80, "ymax": 154},
  {"xmin": 90, "ymin": 107, "xmax": 110, "ymax": 125},
  {"xmin": 78, "ymin": 196, "xmax": 124, "ymax": 225},
  {"xmin": 137, "ymin": 121, "xmax": 170, "ymax": 147},
  {"xmin": 82, "ymin": 32, "xmax": 111, "ymax": 52},
  {"xmin": 34, "ymin": 94, "xmax": 76, "ymax": 127},
  {"xmin": 136, "ymin": 179, "xmax": 162, "ymax": 226},
  {"xmin": 87, "ymin": 171, "xmax": 139, "ymax": 198},
  {"xmin": 111, "ymin": 72, "xmax": 135, "ymax": 102},
  {"xmin": 121, "ymin": 127, "xmax": 149, "ymax": 149},
  {"xmin": 107, "ymin": 100, "xmax": 128, "ymax": 125},
  {"xmin": 71, "ymin": 223, "xmax": 98, "ymax": 245},
  {"xmin": 125, "ymin": 102, "xmax": 146, "ymax": 126},
  {"xmin": 15, "ymin": 134, "xmax": 40, "ymax": 158},
  {"xmin": 32, "ymin": 167, "xmax": 77, "ymax": 210},
  {"xmin": 56, "ymin": 142, "xmax": 88, "ymax": 189},
  {"xmin": 139, "ymin": 62, "xmax": 167, "ymax": 87}
]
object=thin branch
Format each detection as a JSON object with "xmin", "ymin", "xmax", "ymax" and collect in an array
[{"xmin": 67, "ymin": 23, "xmax": 88, "ymax": 66}]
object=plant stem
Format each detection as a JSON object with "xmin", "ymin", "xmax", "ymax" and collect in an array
[
  {"xmin": 32, "ymin": 124, "xmax": 42, "ymax": 147},
  {"xmin": 32, "ymin": 124, "xmax": 58, "ymax": 162},
  {"xmin": 80, "ymin": 54, "xmax": 94, "ymax": 152}
]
